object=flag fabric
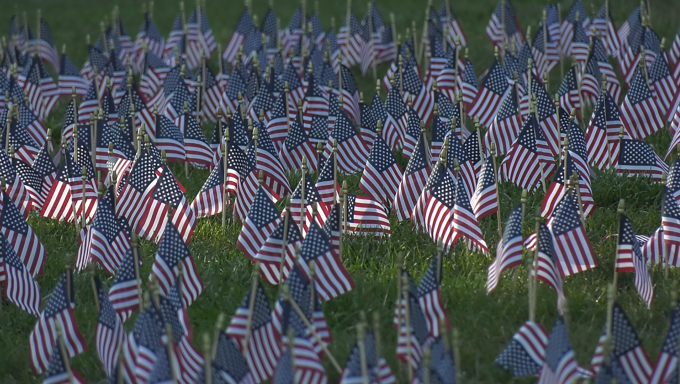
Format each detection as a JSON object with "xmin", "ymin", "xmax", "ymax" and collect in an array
[
  {"xmin": 531, "ymin": 222, "xmax": 567, "ymax": 315},
  {"xmin": 359, "ymin": 134, "xmax": 402, "ymax": 206},
  {"xmin": 617, "ymin": 214, "xmax": 654, "ymax": 308},
  {"xmin": 616, "ymin": 138, "xmax": 668, "ymax": 182},
  {"xmin": 495, "ymin": 321, "xmax": 548, "ymax": 377},
  {"xmin": 412, "ymin": 336, "xmax": 454, "ymax": 384},
  {"xmin": 344, "ymin": 194, "xmax": 391, "ymax": 236},
  {"xmin": 236, "ymin": 185, "xmax": 280, "ymax": 262},
  {"xmin": 43, "ymin": 338, "xmax": 87, "ymax": 384},
  {"xmin": 28, "ymin": 19, "xmax": 60, "ymax": 72},
  {"xmin": 648, "ymin": 51, "xmax": 677, "ymax": 118},
  {"xmin": 592, "ymin": 3, "xmax": 620, "ymax": 57},
  {"xmin": 58, "ymin": 53, "xmax": 89, "ymax": 97},
  {"xmin": 0, "ymin": 184, "xmax": 45, "ymax": 277},
  {"xmin": 662, "ymin": 186, "xmax": 680, "ymax": 269},
  {"xmin": 122, "ymin": 305, "xmax": 162, "ymax": 384},
  {"xmin": 383, "ymin": 84, "xmax": 409, "ymax": 152},
  {"xmin": 340, "ymin": 330, "xmax": 396, "ymax": 384},
  {"xmin": 485, "ymin": 82, "xmax": 522, "ymax": 155},
  {"xmin": 486, "ymin": 1, "xmax": 523, "ymax": 51},
  {"xmin": 460, "ymin": 58, "xmax": 479, "ymax": 111},
  {"xmin": 155, "ymin": 115, "xmax": 185, "ymax": 162},
  {"xmin": 401, "ymin": 105, "xmax": 422, "ymax": 160},
  {"xmin": 396, "ymin": 293, "xmax": 429, "ymax": 369},
  {"xmin": 468, "ymin": 58, "xmax": 511, "ymax": 128},
  {"xmin": 621, "ymin": 65, "xmax": 665, "ymax": 140},
  {"xmin": 501, "ymin": 115, "xmax": 555, "ymax": 192},
  {"xmin": 649, "ymin": 304, "xmax": 680, "ymax": 384},
  {"xmin": 413, "ymin": 160, "xmax": 455, "ymax": 246},
  {"xmin": 417, "ymin": 253, "xmax": 448, "ymax": 338},
  {"xmin": 487, "ymin": 204, "xmax": 523, "ymax": 293},
  {"xmin": 536, "ymin": 317, "xmax": 579, "ymax": 384},
  {"xmin": 452, "ymin": 171, "xmax": 489, "ymax": 254},
  {"xmin": 177, "ymin": 112, "xmax": 213, "ymax": 169},
  {"xmin": 0, "ymin": 234, "xmax": 41, "ymax": 316},
  {"xmin": 401, "ymin": 65, "xmax": 433, "ymax": 126},
  {"xmin": 108, "ymin": 249, "xmax": 140, "ymax": 322},
  {"xmin": 394, "ymin": 132, "xmax": 431, "ymax": 221},
  {"xmin": 557, "ymin": 66, "xmax": 581, "ymax": 116},
  {"xmin": 323, "ymin": 108, "xmax": 369, "ymax": 174},
  {"xmin": 549, "ymin": 189, "xmax": 597, "ymax": 276},
  {"xmin": 116, "ymin": 149, "xmax": 163, "ymax": 234},
  {"xmin": 279, "ymin": 108, "xmax": 317, "ymax": 173},
  {"xmin": 29, "ymin": 271, "xmax": 87, "ymax": 374},
  {"xmin": 255, "ymin": 127, "xmax": 292, "ymax": 200},
  {"xmin": 94, "ymin": 277, "xmax": 126, "ymax": 376},
  {"xmin": 586, "ymin": 89, "xmax": 625, "ymax": 170},
  {"xmin": 149, "ymin": 220, "xmax": 203, "ymax": 307},
  {"xmin": 297, "ymin": 219, "xmax": 354, "ymax": 301},
  {"xmin": 255, "ymin": 209, "xmax": 303, "ymax": 285}
]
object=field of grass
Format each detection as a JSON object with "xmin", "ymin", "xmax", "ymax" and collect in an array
[{"xmin": 1, "ymin": 0, "xmax": 680, "ymax": 383}]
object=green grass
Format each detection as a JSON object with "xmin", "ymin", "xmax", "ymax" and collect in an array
[{"xmin": 1, "ymin": 0, "xmax": 680, "ymax": 383}]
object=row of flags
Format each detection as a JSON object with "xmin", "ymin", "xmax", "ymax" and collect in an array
[{"xmin": 3, "ymin": 0, "xmax": 680, "ymax": 383}]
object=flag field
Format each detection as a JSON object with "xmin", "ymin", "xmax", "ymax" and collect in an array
[{"xmin": 1, "ymin": 0, "xmax": 680, "ymax": 382}]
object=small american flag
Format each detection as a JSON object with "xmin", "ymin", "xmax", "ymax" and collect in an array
[
  {"xmin": 255, "ymin": 209, "xmax": 303, "ymax": 285},
  {"xmin": 338, "ymin": 12, "xmax": 363, "ymax": 68},
  {"xmin": 94, "ymin": 276, "xmax": 126, "ymax": 376},
  {"xmin": 662, "ymin": 187, "xmax": 680, "ymax": 269},
  {"xmin": 28, "ymin": 19, "xmax": 60, "ymax": 72},
  {"xmin": 78, "ymin": 195, "xmax": 131, "ymax": 275},
  {"xmin": 1, "ymin": 150, "xmax": 34, "ymax": 218},
  {"xmin": 532, "ymin": 23, "xmax": 559, "ymax": 76},
  {"xmin": 359, "ymin": 133, "xmax": 402, "ymax": 206},
  {"xmin": 648, "ymin": 50, "xmax": 676, "ymax": 118},
  {"xmin": 396, "ymin": 293, "xmax": 429, "ymax": 369},
  {"xmin": 549, "ymin": 188, "xmax": 597, "ymax": 276},
  {"xmin": 223, "ymin": 9, "xmax": 254, "ymax": 64},
  {"xmin": 460, "ymin": 58, "xmax": 479, "ymax": 111},
  {"xmin": 236, "ymin": 185, "xmax": 280, "ymax": 262},
  {"xmin": 108, "ymin": 248, "xmax": 139, "ymax": 322},
  {"xmin": 541, "ymin": 157, "xmax": 595, "ymax": 219},
  {"xmin": 617, "ymin": 214, "xmax": 654, "ymax": 308},
  {"xmin": 344, "ymin": 194, "xmax": 390, "ymax": 236},
  {"xmin": 615, "ymin": 137, "xmax": 668, "ymax": 182},
  {"xmin": 279, "ymin": 109, "xmax": 317, "ymax": 172},
  {"xmin": 649, "ymin": 304, "xmax": 680, "ymax": 384},
  {"xmin": 412, "ymin": 336, "xmax": 454, "ymax": 384},
  {"xmin": 495, "ymin": 321, "xmax": 548, "ymax": 377},
  {"xmin": 537, "ymin": 317, "xmax": 579, "ymax": 384},
  {"xmin": 413, "ymin": 161, "xmax": 454, "ymax": 245},
  {"xmin": 501, "ymin": 115, "xmax": 555, "ymax": 192},
  {"xmin": 0, "ymin": 234, "xmax": 41, "ymax": 315},
  {"xmin": 590, "ymin": 303, "xmax": 652, "ymax": 382},
  {"xmin": 178, "ymin": 112, "xmax": 213, "ymax": 169},
  {"xmin": 393, "ymin": 132, "xmax": 431, "ymax": 221},
  {"xmin": 401, "ymin": 106, "xmax": 422, "ymax": 160},
  {"xmin": 485, "ymin": 82, "xmax": 522, "ymax": 155},
  {"xmin": 233, "ymin": 147, "xmax": 260, "ymax": 223},
  {"xmin": 323, "ymin": 108, "xmax": 369, "ymax": 174},
  {"xmin": 401, "ymin": 66, "xmax": 433, "ymax": 126},
  {"xmin": 557, "ymin": 66, "xmax": 581, "ymax": 116},
  {"xmin": 272, "ymin": 349, "xmax": 295, "ymax": 384},
  {"xmin": 533, "ymin": 222, "xmax": 566, "ymax": 315},
  {"xmin": 219, "ymin": 67, "xmax": 247, "ymax": 117},
  {"xmin": 586, "ymin": 89, "xmax": 623, "ymax": 170},
  {"xmin": 468, "ymin": 58, "xmax": 511, "ymax": 128},
  {"xmin": 29, "ymin": 271, "xmax": 87, "ymax": 374},
  {"xmin": 485, "ymin": 0, "xmax": 523, "ymax": 51},
  {"xmin": 255, "ymin": 126, "xmax": 292, "ymax": 200},
  {"xmin": 297, "ymin": 219, "xmax": 354, "ymax": 301},
  {"xmin": 340, "ymin": 330, "xmax": 396, "ymax": 384},
  {"xmin": 265, "ymin": 94, "xmax": 289, "ymax": 151},
  {"xmin": 58, "ymin": 53, "xmax": 88, "ymax": 97},
  {"xmin": 471, "ymin": 156, "xmax": 498, "ymax": 222},
  {"xmin": 149, "ymin": 220, "xmax": 203, "ymax": 307},
  {"xmin": 117, "ymin": 149, "xmax": 163, "ymax": 232},
  {"xmin": 418, "ymin": 253, "xmax": 448, "ymax": 338},
  {"xmin": 248, "ymin": 78, "xmax": 276, "ymax": 124},
  {"xmin": 340, "ymin": 65, "xmax": 361, "ymax": 123},
  {"xmin": 621, "ymin": 64, "xmax": 665, "ymax": 140},
  {"xmin": 43, "ymin": 338, "xmax": 87, "ymax": 384},
  {"xmin": 155, "ymin": 115, "xmax": 185, "ymax": 162},
  {"xmin": 383, "ymin": 85, "xmax": 408, "ymax": 152},
  {"xmin": 211, "ymin": 333, "xmax": 255, "ymax": 384},
  {"xmin": 453, "ymin": 172, "xmax": 489, "ymax": 254},
  {"xmin": 581, "ymin": 53, "xmax": 603, "ymax": 106},
  {"xmin": 592, "ymin": 4, "xmax": 620, "ymax": 56},
  {"xmin": 487, "ymin": 204, "xmax": 523, "ymax": 293}
]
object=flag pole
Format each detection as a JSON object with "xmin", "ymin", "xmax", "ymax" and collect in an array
[
  {"xmin": 557, "ymin": 3, "xmax": 564, "ymax": 79},
  {"xmin": 184, "ymin": 101, "xmax": 190, "ymax": 178},
  {"xmin": 368, "ymin": 3, "xmax": 377, "ymax": 82},
  {"xmin": 282, "ymin": 283, "xmax": 343, "ymax": 373},
  {"xmin": 357, "ymin": 322, "xmax": 369, "ymax": 384},
  {"xmin": 211, "ymin": 313, "xmax": 226, "ymax": 359},
  {"xmin": 423, "ymin": 347, "xmax": 431, "ymax": 384},
  {"xmin": 203, "ymin": 333, "xmax": 212, "ymax": 384},
  {"xmin": 222, "ymin": 127, "xmax": 230, "ymax": 228},
  {"xmin": 344, "ymin": 0, "xmax": 352, "ymax": 63},
  {"xmin": 55, "ymin": 323, "xmax": 75, "ymax": 384},
  {"xmin": 420, "ymin": 1, "xmax": 431, "ymax": 68},
  {"xmin": 563, "ymin": 137, "xmax": 569, "ymax": 191},
  {"xmin": 402, "ymin": 274, "xmax": 414, "ymax": 381},
  {"xmin": 571, "ymin": 172, "xmax": 584, "ymax": 222},
  {"xmin": 131, "ymin": 232, "xmax": 143, "ymax": 312},
  {"xmin": 398, "ymin": 55, "xmax": 404, "ymax": 97},
  {"xmin": 277, "ymin": 199, "xmax": 292, "ymax": 284},
  {"xmin": 342, "ymin": 180, "xmax": 349, "ymax": 247},
  {"xmin": 81, "ymin": 167, "xmax": 88, "ymax": 228},
  {"xmin": 309, "ymin": 260, "xmax": 316, "ymax": 316},
  {"xmin": 500, "ymin": 0, "xmax": 505, "ymax": 56},
  {"xmin": 613, "ymin": 199, "xmax": 625, "ymax": 293},
  {"xmin": 527, "ymin": 212, "xmax": 538, "ymax": 322},
  {"xmin": 301, "ymin": 157, "xmax": 307, "ymax": 233},
  {"xmin": 89, "ymin": 263, "xmax": 100, "ymax": 313},
  {"xmin": 662, "ymin": 173, "xmax": 670, "ymax": 278},
  {"xmin": 411, "ymin": 21, "xmax": 418, "ymax": 66},
  {"xmin": 490, "ymin": 142, "xmax": 502, "ymax": 239},
  {"xmin": 242, "ymin": 264, "xmax": 260, "ymax": 358}
]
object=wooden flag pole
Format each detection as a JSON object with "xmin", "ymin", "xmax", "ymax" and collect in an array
[
  {"xmin": 420, "ymin": 1, "xmax": 432, "ymax": 67},
  {"xmin": 571, "ymin": 172, "xmax": 585, "ymax": 222},
  {"xmin": 411, "ymin": 21, "xmax": 418, "ymax": 64},
  {"xmin": 282, "ymin": 284, "xmax": 343, "ymax": 373},
  {"xmin": 563, "ymin": 137, "xmax": 569, "ymax": 190},
  {"xmin": 165, "ymin": 324, "xmax": 179, "ymax": 384},
  {"xmin": 222, "ymin": 114, "xmax": 230, "ymax": 228},
  {"xmin": 279, "ymin": 198, "xmax": 291, "ymax": 283},
  {"xmin": 211, "ymin": 313, "xmax": 226, "ymax": 360},
  {"xmin": 81, "ymin": 167, "xmax": 88, "ymax": 228},
  {"xmin": 368, "ymin": 3, "xmax": 377, "ymax": 82},
  {"xmin": 357, "ymin": 322, "xmax": 369, "ymax": 384},
  {"xmin": 662, "ymin": 173, "xmax": 670, "ymax": 277},
  {"xmin": 613, "ymin": 199, "xmax": 625, "ymax": 293},
  {"xmin": 333, "ymin": 139, "xmax": 339, "ymax": 204},
  {"xmin": 184, "ymin": 101, "xmax": 190, "ymax": 178},
  {"xmin": 489, "ymin": 142, "xmax": 502, "ymax": 238},
  {"xmin": 342, "ymin": 180, "xmax": 349, "ymax": 252},
  {"xmin": 203, "ymin": 333, "xmax": 212, "ymax": 384},
  {"xmin": 131, "ymin": 232, "xmax": 143, "ymax": 311},
  {"xmin": 423, "ymin": 346, "xmax": 431, "ymax": 384},
  {"xmin": 56, "ymin": 323, "xmax": 76, "ymax": 384},
  {"xmin": 300, "ymin": 156, "xmax": 307, "ymax": 233},
  {"xmin": 309, "ymin": 261, "xmax": 316, "ymax": 316},
  {"xmin": 402, "ymin": 274, "xmax": 414, "ymax": 381},
  {"xmin": 557, "ymin": 3, "xmax": 564, "ymax": 79},
  {"xmin": 242, "ymin": 264, "xmax": 260, "ymax": 358},
  {"xmin": 89, "ymin": 263, "xmax": 100, "ymax": 312}
]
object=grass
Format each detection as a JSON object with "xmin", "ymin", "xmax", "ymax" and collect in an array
[{"xmin": 1, "ymin": 0, "xmax": 680, "ymax": 383}]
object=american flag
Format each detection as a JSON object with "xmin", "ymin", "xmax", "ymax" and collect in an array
[
  {"xmin": 77, "ymin": 195, "xmax": 130, "ymax": 275},
  {"xmin": 383, "ymin": 85, "xmax": 408, "ymax": 152},
  {"xmin": 359, "ymin": 133, "xmax": 402, "ymax": 206},
  {"xmin": 590, "ymin": 303, "xmax": 652, "ymax": 383},
  {"xmin": 117, "ymin": 149, "xmax": 163, "ymax": 231},
  {"xmin": 339, "ymin": 12, "xmax": 363, "ymax": 67},
  {"xmin": 402, "ymin": 105, "xmax": 422, "ymax": 160},
  {"xmin": 470, "ymin": 156, "xmax": 497, "ymax": 221},
  {"xmin": 344, "ymin": 194, "xmax": 390, "ymax": 236},
  {"xmin": 591, "ymin": 38, "xmax": 622, "ymax": 103},
  {"xmin": 255, "ymin": 210, "xmax": 303, "ymax": 285},
  {"xmin": 341, "ymin": 65, "xmax": 362, "ymax": 124},
  {"xmin": 376, "ymin": 24, "xmax": 396, "ymax": 65},
  {"xmin": 485, "ymin": 0, "xmax": 523, "ymax": 51},
  {"xmin": 581, "ymin": 54, "xmax": 603, "ymax": 106},
  {"xmin": 485, "ymin": 82, "xmax": 522, "ymax": 155},
  {"xmin": 460, "ymin": 58, "xmax": 479, "ymax": 111},
  {"xmin": 617, "ymin": 214, "xmax": 654, "ymax": 307},
  {"xmin": 202, "ymin": 66, "xmax": 222, "ymax": 123},
  {"xmin": 401, "ymin": 66, "xmax": 433, "ymax": 126},
  {"xmin": 559, "ymin": 0, "xmax": 589, "ymax": 54},
  {"xmin": 265, "ymin": 95, "xmax": 289, "ymax": 151},
  {"xmin": 501, "ymin": 115, "xmax": 555, "ymax": 192},
  {"xmin": 621, "ymin": 64, "xmax": 665, "ymax": 140},
  {"xmin": 556, "ymin": 66, "xmax": 581, "ymax": 116},
  {"xmin": 413, "ymin": 160, "xmax": 454, "ymax": 245},
  {"xmin": 233, "ymin": 146, "xmax": 261, "ymax": 223},
  {"xmin": 1, "ymin": 150, "xmax": 34, "ymax": 218},
  {"xmin": 486, "ymin": 204, "xmax": 523, "ymax": 293},
  {"xmin": 280, "ymin": 110, "xmax": 317, "ymax": 173},
  {"xmin": 193, "ymin": 144, "xmax": 246, "ymax": 218},
  {"xmin": 297, "ymin": 219, "xmax": 354, "ymax": 301},
  {"xmin": 133, "ymin": 13, "xmax": 165, "ymax": 70},
  {"xmin": 323, "ymin": 108, "xmax": 369, "ymax": 174},
  {"xmin": 135, "ymin": 165, "xmax": 196, "ymax": 244},
  {"xmin": 177, "ymin": 112, "xmax": 213, "ymax": 169},
  {"xmin": 542, "ymin": 153, "xmax": 595, "ymax": 219},
  {"xmin": 537, "ymin": 317, "xmax": 579, "ymax": 384},
  {"xmin": 29, "ymin": 271, "xmax": 87, "ymax": 374},
  {"xmin": 549, "ymin": 188, "xmax": 596, "ymax": 276},
  {"xmin": 236, "ymin": 185, "xmax": 280, "ymax": 262},
  {"xmin": 155, "ymin": 114, "xmax": 185, "ymax": 162},
  {"xmin": 452, "ymin": 171, "xmax": 489, "ymax": 254},
  {"xmin": 219, "ymin": 67, "xmax": 246, "ymax": 117},
  {"xmin": 533, "ymin": 222, "xmax": 566, "ymax": 315},
  {"xmin": 640, "ymin": 227, "xmax": 666, "ymax": 267},
  {"xmin": 0, "ymin": 234, "xmax": 41, "ymax": 315},
  {"xmin": 78, "ymin": 80, "xmax": 100, "ymax": 124},
  {"xmin": 17, "ymin": 99, "xmax": 48, "ymax": 150},
  {"xmin": 616, "ymin": 137, "xmax": 668, "ymax": 182},
  {"xmin": 58, "ymin": 53, "xmax": 89, "ymax": 97},
  {"xmin": 22, "ymin": 60, "xmax": 55, "ymax": 120},
  {"xmin": 649, "ymin": 304, "xmax": 680, "ymax": 384},
  {"xmin": 532, "ymin": 22, "xmax": 559, "ymax": 76},
  {"xmin": 468, "ymin": 58, "xmax": 511, "ymax": 128},
  {"xmin": 140, "ymin": 52, "xmax": 171, "ymax": 100},
  {"xmin": 272, "ymin": 348, "xmax": 295, "ymax": 384},
  {"xmin": 149, "ymin": 220, "xmax": 203, "ymax": 306},
  {"xmin": 255, "ymin": 126, "xmax": 292, "ymax": 200},
  {"xmin": 648, "ymin": 51, "xmax": 676, "ymax": 118},
  {"xmin": 93, "ymin": 276, "xmax": 126, "ymax": 376},
  {"xmin": 662, "ymin": 187, "xmax": 680, "ymax": 269},
  {"xmin": 363, "ymin": 92, "xmax": 383, "ymax": 150},
  {"xmin": 412, "ymin": 336, "xmax": 454, "ymax": 384},
  {"xmin": 248, "ymin": 76, "xmax": 276, "ymax": 124},
  {"xmin": 393, "ymin": 132, "xmax": 430, "ymax": 221},
  {"xmin": 27, "ymin": 19, "xmax": 60, "ymax": 72},
  {"xmin": 586, "ymin": 89, "xmax": 623, "ymax": 170},
  {"xmin": 435, "ymin": 49, "xmax": 459, "ymax": 106},
  {"xmin": 495, "ymin": 321, "xmax": 548, "ymax": 377},
  {"xmin": 592, "ymin": 3, "xmax": 620, "ymax": 57},
  {"xmin": 108, "ymin": 248, "xmax": 139, "ymax": 322},
  {"xmin": 430, "ymin": 113, "xmax": 450, "ymax": 166},
  {"xmin": 39, "ymin": 151, "xmax": 81, "ymax": 223},
  {"xmin": 396, "ymin": 293, "xmax": 429, "ymax": 369},
  {"xmin": 529, "ymin": 74, "xmax": 560, "ymax": 156},
  {"xmin": 340, "ymin": 330, "xmax": 396, "ymax": 384},
  {"xmin": 315, "ymin": 151, "xmax": 339, "ymax": 205},
  {"xmin": 211, "ymin": 333, "xmax": 255, "ymax": 384},
  {"xmin": 163, "ymin": 15, "xmax": 184, "ymax": 61},
  {"xmin": 570, "ymin": 20, "xmax": 590, "ymax": 65},
  {"xmin": 417, "ymin": 253, "xmax": 448, "ymax": 338},
  {"xmin": 43, "ymin": 337, "xmax": 87, "ymax": 384},
  {"xmin": 439, "ymin": 3, "xmax": 467, "ymax": 47},
  {"xmin": 359, "ymin": 12, "xmax": 376, "ymax": 77}
]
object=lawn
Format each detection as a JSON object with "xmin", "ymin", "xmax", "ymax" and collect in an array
[{"xmin": 1, "ymin": 0, "xmax": 680, "ymax": 383}]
